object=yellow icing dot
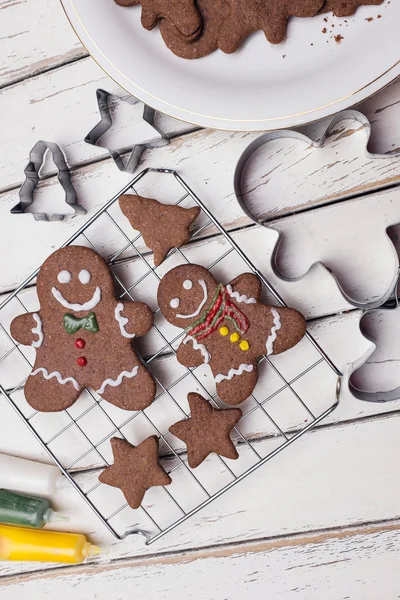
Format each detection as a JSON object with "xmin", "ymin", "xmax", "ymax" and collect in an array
[
  {"xmin": 220, "ymin": 326, "xmax": 229, "ymax": 337},
  {"xmin": 230, "ymin": 333, "xmax": 240, "ymax": 343},
  {"xmin": 240, "ymin": 340, "xmax": 250, "ymax": 351}
]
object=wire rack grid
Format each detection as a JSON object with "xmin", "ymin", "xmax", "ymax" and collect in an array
[{"xmin": 0, "ymin": 168, "xmax": 342, "ymax": 545}]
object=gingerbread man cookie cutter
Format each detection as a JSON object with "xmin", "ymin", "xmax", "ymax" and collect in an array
[
  {"xmin": 84, "ymin": 89, "xmax": 170, "ymax": 174},
  {"xmin": 234, "ymin": 109, "xmax": 400, "ymax": 310},
  {"xmin": 11, "ymin": 141, "xmax": 86, "ymax": 222}
]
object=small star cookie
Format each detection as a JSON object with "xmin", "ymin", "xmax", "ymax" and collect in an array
[
  {"xmin": 169, "ymin": 393, "xmax": 242, "ymax": 468},
  {"xmin": 99, "ymin": 436, "xmax": 171, "ymax": 509},
  {"xmin": 119, "ymin": 194, "xmax": 201, "ymax": 267}
]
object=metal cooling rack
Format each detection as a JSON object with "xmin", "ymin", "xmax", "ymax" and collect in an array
[{"xmin": 0, "ymin": 168, "xmax": 342, "ymax": 545}]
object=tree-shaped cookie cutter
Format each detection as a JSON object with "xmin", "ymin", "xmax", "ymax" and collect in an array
[
  {"xmin": 234, "ymin": 109, "xmax": 400, "ymax": 310},
  {"xmin": 11, "ymin": 141, "xmax": 86, "ymax": 222},
  {"xmin": 84, "ymin": 89, "xmax": 170, "ymax": 173}
]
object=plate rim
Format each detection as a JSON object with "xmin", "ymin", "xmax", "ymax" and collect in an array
[{"xmin": 61, "ymin": 0, "xmax": 400, "ymax": 131}]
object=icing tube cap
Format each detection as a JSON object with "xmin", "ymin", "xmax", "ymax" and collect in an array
[
  {"xmin": 82, "ymin": 542, "xmax": 102, "ymax": 559},
  {"xmin": 43, "ymin": 509, "xmax": 70, "ymax": 524}
]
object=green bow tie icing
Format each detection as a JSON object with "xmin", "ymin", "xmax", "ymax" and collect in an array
[{"xmin": 63, "ymin": 312, "xmax": 99, "ymax": 335}]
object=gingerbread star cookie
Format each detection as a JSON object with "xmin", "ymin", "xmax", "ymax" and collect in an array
[
  {"xmin": 158, "ymin": 265, "xmax": 306, "ymax": 405},
  {"xmin": 218, "ymin": 0, "xmax": 325, "ymax": 51},
  {"xmin": 321, "ymin": 0, "xmax": 383, "ymax": 16},
  {"xmin": 99, "ymin": 436, "xmax": 171, "ymax": 509},
  {"xmin": 169, "ymin": 393, "xmax": 242, "ymax": 468},
  {"xmin": 119, "ymin": 194, "xmax": 201, "ymax": 267}
]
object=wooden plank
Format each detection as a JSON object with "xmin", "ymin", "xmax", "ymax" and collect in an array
[
  {"xmin": 1, "ymin": 521, "xmax": 400, "ymax": 599},
  {"xmin": 2, "ymin": 412, "xmax": 400, "ymax": 578},
  {"xmin": 0, "ymin": 0, "xmax": 86, "ymax": 88}
]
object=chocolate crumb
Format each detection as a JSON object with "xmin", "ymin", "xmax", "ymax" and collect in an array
[
  {"xmin": 334, "ymin": 34, "xmax": 343, "ymax": 43},
  {"xmin": 322, "ymin": 27, "xmax": 327, "ymax": 33},
  {"xmin": 366, "ymin": 17, "xmax": 373, "ymax": 21}
]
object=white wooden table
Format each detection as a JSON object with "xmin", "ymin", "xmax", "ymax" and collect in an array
[{"xmin": 2, "ymin": 2, "xmax": 400, "ymax": 598}]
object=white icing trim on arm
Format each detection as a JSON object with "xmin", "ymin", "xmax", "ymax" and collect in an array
[
  {"xmin": 183, "ymin": 335, "xmax": 210, "ymax": 364},
  {"xmin": 177, "ymin": 280, "xmax": 208, "ymax": 319},
  {"xmin": 115, "ymin": 303, "xmax": 136, "ymax": 339},
  {"xmin": 31, "ymin": 367, "xmax": 79, "ymax": 391},
  {"xmin": 215, "ymin": 363, "xmax": 253, "ymax": 384},
  {"xmin": 51, "ymin": 286, "xmax": 101, "ymax": 311},
  {"xmin": 96, "ymin": 366, "xmax": 139, "ymax": 395},
  {"xmin": 226, "ymin": 284, "xmax": 256, "ymax": 305},
  {"xmin": 266, "ymin": 307, "xmax": 281, "ymax": 356},
  {"xmin": 31, "ymin": 313, "xmax": 44, "ymax": 348}
]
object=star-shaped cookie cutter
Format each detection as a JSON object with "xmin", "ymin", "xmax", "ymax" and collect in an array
[
  {"xmin": 84, "ymin": 89, "xmax": 170, "ymax": 174},
  {"xmin": 11, "ymin": 141, "xmax": 86, "ymax": 222}
]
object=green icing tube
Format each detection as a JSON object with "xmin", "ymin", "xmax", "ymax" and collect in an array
[{"xmin": 0, "ymin": 490, "xmax": 69, "ymax": 528}]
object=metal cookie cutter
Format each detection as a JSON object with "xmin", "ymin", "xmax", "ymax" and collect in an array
[
  {"xmin": 234, "ymin": 109, "xmax": 400, "ymax": 310},
  {"xmin": 11, "ymin": 141, "xmax": 86, "ymax": 222},
  {"xmin": 349, "ymin": 275, "xmax": 400, "ymax": 403},
  {"xmin": 85, "ymin": 89, "xmax": 170, "ymax": 174}
]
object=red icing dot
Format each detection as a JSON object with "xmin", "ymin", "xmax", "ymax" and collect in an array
[
  {"xmin": 77, "ymin": 357, "xmax": 87, "ymax": 367},
  {"xmin": 75, "ymin": 338, "xmax": 85, "ymax": 349}
]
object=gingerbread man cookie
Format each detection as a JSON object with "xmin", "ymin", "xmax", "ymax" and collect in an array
[
  {"xmin": 157, "ymin": 265, "xmax": 306, "ymax": 405},
  {"xmin": 218, "ymin": 0, "xmax": 325, "ymax": 51},
  {"xmin": 10, "ymin": 246, "xmax": 156, "ymax": 412}
]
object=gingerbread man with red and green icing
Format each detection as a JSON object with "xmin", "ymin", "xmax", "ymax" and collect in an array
[
  {"xmin": 158, "ymin": 264, "xmax": 306, "ymax": 405},
  {"xmin": 10, "ymin": 246, "xmax": 156, "ymax": 412}
]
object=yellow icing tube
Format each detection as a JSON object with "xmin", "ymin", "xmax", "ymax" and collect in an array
[{"xmin": 0, "ymin": 524, "xmax": 101, "ymax": 563}]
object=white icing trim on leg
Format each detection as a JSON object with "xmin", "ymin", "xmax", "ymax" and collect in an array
[
  {"xmin": 266, "ymin": 308, "xmax": 281, "ymax": 356},
  {"xmin": 31, "ymin": 367, "xmax": 79, "ymax": 391},
  {"xmin": 31, "ymin": 313, "xmax": 44, "ymax": 348},
  {"xmin": 115, "ymin": 303, "xmax": 136, "ymax": 339},
  {"xmin": 226, "ymin": 285, "xmax": 256, "ymax": 305},
  {"xmin": 183, "ymin": 335, "xmax": 210, "ymax": 364},
  {"xmin": 215, "ymin": 364, "xmax": 253, "ymax": 384},
  {"xmin": 96, "ymin": 366, "xmax": 139, "ymax": 395}
]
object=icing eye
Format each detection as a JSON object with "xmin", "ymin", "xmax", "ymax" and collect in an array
[
  {"xmin": 183, "ymin": 280, "xmax": 193, "ymax": 290},
  {"xmin": 78, "ymin": 269, "xmax": 91, "ymax": 284},
  {"xmin": 57, "ymin": 270, "xmax": 71, "ymax": 284},
  {"xmin": 170, "ymin": 298, "xmax": 180, "ymax": 309}
]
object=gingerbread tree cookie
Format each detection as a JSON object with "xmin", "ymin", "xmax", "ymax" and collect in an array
[
  {"xmin": 119, "ymin": 194, "xmax": 201, "ymax": 267},
  {"xmin": 10, "ymin": 246, "xmax": 156, "ymax": 412},
  {"xmin": 99, "ymin": 436, "xmax": 171, "ymax": 509},
  {"xmin": 218, "ymin": 0, "xmax": 325, "ymax": 51},
  {"xmin": 170, "ymin": 393, "xmax": 242, "ymax": 468},
  {"xmin": 157, "ymin": 264, "xmax": 306, "ymax": 405}
]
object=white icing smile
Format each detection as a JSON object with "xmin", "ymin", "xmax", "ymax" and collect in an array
[
  {"xmin": 51, "ymin": 286, "xmax": 101, "ymax": 312},
  {"xmin": 176, "ymin": 279, "xmax": 208, "ymax": 319}
]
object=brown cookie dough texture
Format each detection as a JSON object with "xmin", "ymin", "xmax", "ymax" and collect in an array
[
  {"xmin": 99, "ymin": 436, "xmax": 171, "ymax": 509},
  {"xmin": 157, "ymin": 264, "xmax": 307, "ymax": 405},
  {"xmin": 114, "ymin": 0, "xmax": 202, "ymax": 36},
  {"xmin": 218, "ymin": 0, "xmax": 325, "ymax": 52},
  {"xmin": 10, "ymin": 246, "xmax": 156, "ymax": 413},
  {"xmin": 321, "ymin": 0, "xmax": 384, "ymax": 16},
  {"xmin": 169, "ymin": 393, "xmax": 242, "ymax": 468},
  {"xmin": 160, "ymin": 0, "xmax": 229, "ymax": 59},
  {"xmin": 119, "ymin": 194, "xmax": 201, "ymax": 266}
]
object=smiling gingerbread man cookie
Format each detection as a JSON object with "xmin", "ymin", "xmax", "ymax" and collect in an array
[
  {"xmin": 10, "ymin": 246, "xmax": 156, "ymax": 413},
  {"xmin": 157, "ymin": 264, "xmax": 307, "ymax": 405}
]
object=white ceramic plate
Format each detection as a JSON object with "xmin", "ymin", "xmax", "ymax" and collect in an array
[{"xmin": 61, "ymin": 0, "xmax": 400, "ymax": 131}]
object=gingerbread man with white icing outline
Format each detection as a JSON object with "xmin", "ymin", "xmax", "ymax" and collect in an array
[
  {"xmin": 10, "ymin": 246, "xmax": 156, "ymax": 412},
  {"xmin": 157, "ymin": 265, "xmax": 306, "ymax": 405}
]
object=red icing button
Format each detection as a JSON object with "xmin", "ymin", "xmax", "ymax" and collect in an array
[
  {"xmin": 75, "ymin": 338, "xmax": 85, "ymax": 349},
  {"xmin": 77, "ymin": 357, "xmax": 87, "ymax": 367}
]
